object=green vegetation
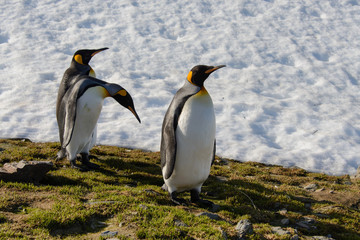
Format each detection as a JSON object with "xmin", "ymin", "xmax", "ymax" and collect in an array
[{"xmin": 0, "ymin": 139, "xmax": 359, "ymax": 239}]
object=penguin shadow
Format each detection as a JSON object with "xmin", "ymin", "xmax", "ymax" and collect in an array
[{"xmin": 89, "ymin": 150, "xmax": 164, "ymax": 187}]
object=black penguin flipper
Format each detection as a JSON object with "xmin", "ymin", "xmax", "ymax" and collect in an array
[
  {"xmin": 61, "ymin": 81, "xmax": 81, "ymax": 148},
  {"xmin": 160, "ymin": 82, "xmax": 200, "ymax": 179}
]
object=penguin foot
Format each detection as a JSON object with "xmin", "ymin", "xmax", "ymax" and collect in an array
[
  {"xmin": 80, "ymin": 153, "xmax": 100, "ymax": 170},
  {"xmin": 56, "ymin": 149, "xmax": 66, "ymax": 161},
  {"xmin": 190, "ymin": 189, "xmax": 214, "ymax": 208},
  {"xmin": 161, "ymin": 183, "xmax": 168, "ymax": 192},
  {"xmin": 70, "ymin": 160, "xmax": 89, "ymax": 172},
  {"xmin": 170, "ymin": 192, "xmax": 187, "ymax": 206}
]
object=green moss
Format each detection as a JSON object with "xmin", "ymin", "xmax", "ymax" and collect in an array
[{"xmin": 0, "ymin": 139, "xmax": 359, "ymax": 239}]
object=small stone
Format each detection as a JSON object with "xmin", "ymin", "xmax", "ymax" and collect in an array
[
  {"xmin": 144, "ymin": 189, "xmax": 161, "ymax": 195},
  {"xmin": 296, "ymin": 221, "xmax": 310, "ymax": 230},
  {"xmin": 100, "ymin": 231, "xmax": 118, "ymax": 238},
  {"xmin": 195, "ymin": 212, "xmax": 221, "ymax": 220},
  {"xmin": 304, "ymin": 217, "xmax": 316, "ymax": 224},
  {"xmin": 329, "ymin": 190, "xmax": 334, "ymax": 194},
  {"xmin": 281, "ymin": 218, "xmax": 290, "ymax": 225},
  {"xmin": 271, "ymin": 226, "xmax": 290, "ymax": 236},
  {"xmin": 174, "ymin": 219, "xmax": 188, "ymax": 227},
  {"xmin": 211, "ymin": 204, "xmax": 221, "ymax": 212},
  {"xmin": 235, "ymin": 219, "xmax": 253, "ymax": 238},
  {"xmin": 215, "ymin": 176, "xmax": 228, "ymax": 182},
  {"xmin": 139, "ymin": 204, "xmax": 148, "ymax": 210},
  {"xmin": 344, "ymin": 181, "xmax": 352, "ymax": 185},
  {"xmin": 312, "ymin": 236, "xmax": 335, "ymax": 240},
  {"xmin": 304, "ymin": 183, "xmax": 318, "ymax": 191},
  {"xmin": 279, "ymin": 208, "xmax": 288, "ymax": 215},
  {"xmin": 290, "ymin": 235, "xmax": 300, "ymax": 240}
]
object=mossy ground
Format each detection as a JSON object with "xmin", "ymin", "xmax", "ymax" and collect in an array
[{"xmin": 0, "ymin": 139, "xmax": 359, "ymax": 239}]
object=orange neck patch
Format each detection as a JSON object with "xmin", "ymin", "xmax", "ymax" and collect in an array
[
  {"xmin": 89, "ymin": 68, "xmax": 96, "ymax": 77},
  {"xmin": 196, "ymin": 86, "xmax": 208, "ymax": 96}
]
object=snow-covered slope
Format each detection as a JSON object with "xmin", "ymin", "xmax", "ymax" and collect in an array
[{"xmin": 1, "ymin": 0, "xmax": 360, "ymax": 175}]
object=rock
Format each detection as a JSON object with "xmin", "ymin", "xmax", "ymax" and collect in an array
[
  {"xmin": 139, "ymin": 204, "xmax": 148, "ymax": 210},
  {"xmin": 144, "ymin": 189, "xmax": 161, "ymax": 195},
  {"xmin": 215, "ymin": 176, "xmax": 228, "ymax": 182},
  {"xmin": 211, "ymin": 204, "xmax": 221, "ymax": 212},
  {"xmin": 304, "ymin": 183, "xmax": 318, "ymax": 191},
  {"xmin": 281, "ymin": 218, "xmax": 290, "ymax": 225},
  {"xmin": 174, "ymin": 219, "xmax": 188, "ymax": 227},
  {"xmin": 296, "ymin": 221, "xmax": 310, "ymax": 230},
  {"xmin": 235, "ymin": 219, "xmax": 253, "ymax": 238},
  {"xmin": 100, "ymin": 230, "xmax": 118, "ymax": 238},
  {"xmin": 271, "ymin": 226, "xmax": 290, "ymax": 236},
  {"xmin": 296, "ymin": 217, "xmax": 316, "ymax": 230},
  {"xmin": 195, "ymin": 212, "xmax": 221, "ymax": 220},
  {"xmin": 304, "ymin": 217, "xmax": 316, "ymax": 224},
  {"xmin": 279, "ymin": 208, "xmax": 288, "ymax": 215},
  {"xmin": 312, "ymin": 236, "xmax": 335, "ymax": 240},
  {"xmin": 219, "ymin": 227, "xmax": 227, "ymax": 240},
  {"xmin": 0, "ymin": 160, "xmax": 53, "ymax": 183},
  {"xmin": 305, "ymin": 203, "xmax": 312, "ymax": 209},
  {"xmin": 290, "ymin": 235, "xmax": 300, "ymax": 240}
]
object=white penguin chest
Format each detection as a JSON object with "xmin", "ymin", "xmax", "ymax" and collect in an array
[
  {"xmin": 69, "ymin": 87, "xmax": 105, "ymax": 152},
  {"xmin": 76, "ymin": 86, "xmax": 105, "ymax": 125},
  {"xmin": 176, "ymin": 91, "xmax": 216, "ymax": 149}
]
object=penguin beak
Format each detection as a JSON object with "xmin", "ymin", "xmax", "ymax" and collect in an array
[
  {"xmin": 91, "ymin": 47, "xmax": 109, "ymax": 57},
  {"xmin": 112, "ymin": 94, "xmax": 141, "ymax": 123},
  {"xmin": 128, "ymin": 106, "xmax": 141, "ymax": 123},
  {"xmin": 205, "ymin": 65, "xmax": 226, "ymax": 74}
]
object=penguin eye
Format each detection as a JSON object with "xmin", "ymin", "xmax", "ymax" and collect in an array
[
  {"xmin": 117, "ymin": 89, "xmax": 127, "ymax": 96},
  {"xmin": 74, "ymin": 54, "xmax": 83, "ymax": 64},
  {"xmin": 187, "ymin": 71, "xmax": 193, "ymax": 83}
]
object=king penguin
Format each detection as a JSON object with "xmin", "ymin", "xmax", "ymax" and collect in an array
[
  {"xmin": 57, "ymin": 75, "xmax": 141, "ymax": 170},
  {"xmin": 160, "ymin": 64, "xmax": 225, "ymax": 206},
  {"xmin": 56, "ymin": 48, "xmax": 108, "ymax": 161}
]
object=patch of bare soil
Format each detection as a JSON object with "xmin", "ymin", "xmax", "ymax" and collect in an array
[{"xmin": 310, "ymin": 188, "xmax": 360, "ymax": 208}]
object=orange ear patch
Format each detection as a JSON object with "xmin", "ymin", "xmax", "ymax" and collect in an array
[
  {"xmin": 118, "ymin": 89, "xmax": 127, "ymax": 96},
  {"xmin": 187, "ymin": 71, "xmax": 193, "ymax": 83},
  {"xmin": 74, "ymin": 54, "xmax": 83, "ymax": 64}
]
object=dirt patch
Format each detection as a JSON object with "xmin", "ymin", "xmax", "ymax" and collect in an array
[{"xmin": 310, "ymin": 188, "xmax": 360, "ymax": 208}]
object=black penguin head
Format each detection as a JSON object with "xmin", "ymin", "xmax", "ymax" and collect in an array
[
  {"xmin": 104, "ymin": 84, "xmax": 141, "ymax": 123},
  {"xmin": 72, "ymin": 47, "xmax": 109, "ymax": 65},
  {"xmin": 187, "ymin": 65, "xmax": 226, "ymax": 87}
]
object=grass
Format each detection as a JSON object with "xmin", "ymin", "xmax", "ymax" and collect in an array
[{"xmin": 0, "ymin": 138, "xmax": 359, "ymax": 239}]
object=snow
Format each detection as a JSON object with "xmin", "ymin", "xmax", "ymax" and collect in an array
[{"xmin": 1, "ymin": 0, "xmax": 360, "ymax": 175}]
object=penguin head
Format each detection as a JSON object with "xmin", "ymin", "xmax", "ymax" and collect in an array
[
  {"xmin": 104, "ymin": 83, "xmax": 141, "ymax": 123},
  {"xmin": 72, "ymin": 48, "xmax": 109, "ymax": 65},
  {"xmin": 187, "ymin": 65, "xmax": 226, "ymax": 87}
]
